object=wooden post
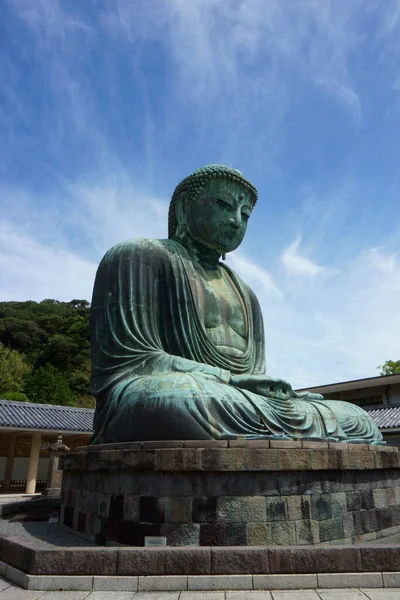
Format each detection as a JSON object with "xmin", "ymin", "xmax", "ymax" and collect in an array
[
  {"xmin": 3, "ymin": 433, "xmax": 17, "ymax": 491},
  {"xmin": 25, "ymin": 432, "xmax": 41, "ymax": 494}
]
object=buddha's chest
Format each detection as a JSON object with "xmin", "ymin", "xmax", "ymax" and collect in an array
[{"xmin": 189, "ymin": 267, "xmax": 248, "ymax": 340}]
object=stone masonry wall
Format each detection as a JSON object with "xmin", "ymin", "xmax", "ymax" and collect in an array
[{"xmin": 59, "ymin": 440, "xmax": 400, "ymax": 547}]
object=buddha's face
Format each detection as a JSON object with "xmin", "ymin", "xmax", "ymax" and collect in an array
[{"xmin": 184, "ymin": 179, "xmax": 253, "ymax": 254}]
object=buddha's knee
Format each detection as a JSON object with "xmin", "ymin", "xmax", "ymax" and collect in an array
[
  {"xmin": 143, "ymin": 372, "xmax": 208, "ymax": 401},
  {"xmin": 333, "ymin": 400, "xmax": 368, "ymax": 418}
]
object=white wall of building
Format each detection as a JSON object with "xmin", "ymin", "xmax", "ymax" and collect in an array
[
  {"xmin": 11, "ymin": 457, "xmax": 49, "ymax": 480},
  {"xmin": 388, "ymin": 384, "xmax": 400, "ymax": 404},
  {"xmin": 0, "ymin": 457, "xmax": 49, "ymax": 483}
]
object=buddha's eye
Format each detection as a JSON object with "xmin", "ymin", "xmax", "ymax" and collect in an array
[
  {"xmin": 215, "ymin": 198, "xmax": 231, "ymax": 209},
  {"xmin": 241, "ymin": 212, "xmax": 250, "ymax": 221}
]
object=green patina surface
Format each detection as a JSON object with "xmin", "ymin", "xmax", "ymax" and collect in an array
[{"xmin": 90, "ymin": 164, "xmax": 383, "ymax": 445}]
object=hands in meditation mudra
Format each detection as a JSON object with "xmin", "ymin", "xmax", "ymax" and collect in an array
[{"xmin": 90, "ymin": 165, "xmax": 383, "ymax": 445}]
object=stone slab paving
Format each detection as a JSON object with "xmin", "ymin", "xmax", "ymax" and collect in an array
[
  {"xmin": 366, "ymin": 592, "xmax": 400, "ymax": 599},
  {"xmin": 134, "ymin": 594, "xmax": 181, "ymax": 600},
  {"xmin": 0, "ymin": 495, "xmax": 40, "ymax": 505},
  {"xmin": 0, "ymin": 583, "xmax": 46, "ymax": 599},
  {"xmin": 0, "ymin": 518, "xmax": 92, "ymax": 548},
  {"xmin": 85, "ymin": 594, "xmax": 136, "ymax": 600},
  {"xmin": 2, "ymin": 518, "xmax": 400, "ymax": 550},
  {"xmin": 179, "ymin": 594, "xmax": 225, "ymax": 600},
  {"xmin": 317, "ymin": 591, "xmax": 371, "ymax": 599},
  {"xmin": 254, "ymin": 575, "xmax": 318, "ymax": 590},
  {"xmin": 37, "ymin": 594, "xmax": 89, "ymax": 600},
  {"xmin": 317, "ymin": 574, "xmax": 383, "ymax": 588},
  {"xmin": 138, "ymin": 577, "xmax": 185, "ymax": 592},
  {"xmin": 1, "ymin": 578, "xmax": 400, "ymax": 599},
  {"xmin": 226, "ymin": 593, "xmax": 273, "ymax": 599},
  {"xmin": 270, "ymin": 593, "xmax": 320, "ymax": 600}
]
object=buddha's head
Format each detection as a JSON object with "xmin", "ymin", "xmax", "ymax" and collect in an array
[{"xmin": 168, "ymin": 164, "xmax": 258, "ymax": 256}]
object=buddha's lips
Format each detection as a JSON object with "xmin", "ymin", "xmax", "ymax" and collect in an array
[{"xmin": 222, "ymin": 229, "xmax": 241, "ymax": 239}]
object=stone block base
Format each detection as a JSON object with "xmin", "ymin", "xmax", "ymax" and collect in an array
[
  {"xmin": 41, "ymin": 488, "xmax": 61, "ymax": 497},
  {"xmin": 3, "ymin": 535, "xmax": 400, "ymax": 585},
  {"xmin": 59, "ymin": 440, "xmax": 400, "ymax": 546}
]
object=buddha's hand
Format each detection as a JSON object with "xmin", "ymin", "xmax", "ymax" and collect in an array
[
  {"xmin": 229, "ymin": 374, "xmax": 295, "ymax": 399},
  {"xmin": 293, "ymin": 391, "xmax": 324, "ymax": 401}
]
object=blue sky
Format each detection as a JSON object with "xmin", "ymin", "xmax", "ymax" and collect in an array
[{"xmin": 1, "ymin": 0, "xmax": 400, "ymax": 388}]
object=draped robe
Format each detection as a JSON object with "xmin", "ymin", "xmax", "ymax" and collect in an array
[{"xmin": 90, "ymin": 238, "xmax": 383, "ymax": 445}]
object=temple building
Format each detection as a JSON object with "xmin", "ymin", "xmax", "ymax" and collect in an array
[
  {"xmin": 0, "ymin": 399, "xmax": 93, "ymax": 495},
  {"xmin": 1, "ymin": 372, "xmax": 400, "ymax": 494}
]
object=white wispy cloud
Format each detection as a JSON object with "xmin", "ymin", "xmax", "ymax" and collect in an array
[
  {"xmin": 281, "ymin": 235, "xmax": 333, "ymax": 277},
  {"xmin": 223, "ymin": 239, "xmax": 400, "ymax": 390},
  {"xmin": 0, "ymin": 178, "xmax": 168, "ymax": 302},
  {"xmin": 229, "ymin": 251, "xmax": 283, "ymax": 299},
  {"xmin": 366, "ymin": 247, "xmax": 399, "ymax": 276},
  {"xmin": 315, "ymin": 79, "xmax": 361, "ymax": 122},
  {"xmin": 65, "ymin": 181, "xmax": 168, "ymax": 255},
  {"xmin": 4, "ymin": 0, "xmax": 373, "ymax": 158},
  {"xmin": 1, "ymin": 177, "xmax": 167, "ymax": 241},
  {"xmin": 101, "ymin": 0, "xmax": 366, "ymax": 126},
  {"xmin": 0, "ymin": 222, "xmax": 96, "ymax": 302},
  {"xmin": 5, "ymin": 0, "xmax": 400, "ymax": 180}
]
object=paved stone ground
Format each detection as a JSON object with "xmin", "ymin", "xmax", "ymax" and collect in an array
[
  {"xmin": 2, "ymin": 518, "xmax": 400, "ymax": 549},
  {"xmin": 0, "ymin": 495, "xmax": 40, "ymax": 505},
  {"xmin": 367, "ymin": 532, "xmax": 400, "ymax": 544},
  {"xmin": 1, "ymin": 577, "xmax": 400, "ymax": 599},
  {"xmin": 0, "ymin": 518, "xmax": 93, "ymax": 547}
]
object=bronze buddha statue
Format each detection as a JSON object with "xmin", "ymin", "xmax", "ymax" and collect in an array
[{"xmin": 90, "ymin": 165, "xmax": 383, "ymax": 445}]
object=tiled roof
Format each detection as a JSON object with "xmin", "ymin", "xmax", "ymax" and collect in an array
[
  {"xmin": 366, "ymin": 405, "xmax": 400, "ymax": 430},
  {"xmin": 297, "ymin": 373, "xmax": 400, "ymax": 394},
  {"xmin": 0, "ymin": 399, "xmax": 94, "ymax": 433}
]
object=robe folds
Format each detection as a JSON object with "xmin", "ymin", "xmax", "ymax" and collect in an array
[{"xmin": 90, "ymin": 238, "xmax": 383, "ymax": 445}]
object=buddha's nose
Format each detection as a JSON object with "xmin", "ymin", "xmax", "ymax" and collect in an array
[{"xmin": 228, "ymin": 216, "xmax": 240, "ymax": 229}]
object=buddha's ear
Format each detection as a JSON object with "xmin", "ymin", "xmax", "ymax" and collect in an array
[
  {"xmin": 173, "ymin": 191, "xmax": 189, "ymax": 240},
  {"xmin": 175, "ymin": 191, "xmax": 188, "ymax": 227}
]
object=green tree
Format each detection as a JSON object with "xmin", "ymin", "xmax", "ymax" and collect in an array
[
  {"xmin": 0, "ymin": 317, "xmax": 46, "ymax": 357},
  {"xmin": 0, "ymin": 341, "xmax": 31, "ymax": 395},
  {"xmin": 75, "ymin": 394, "xmax": 96, "ymax": 409},
  {"xmin": 1, "ymin": 391, "xmax": 29, "ymax": 402},
  {"xmin": 378, "ymin": 360, "xmax": 400, "ymax": 376},
  {"xmin": 0, "ymin": 299, "xmax": 92, "ymax": 406},
  {"xmin": 69, "ymin": 299, "xmax": 90, "ymax": 309},
  {"xmin": 66, "ymin": 315, "xmax": 89, "ymax": 343},
  {"xmin": 41, "ymin": 334, "xmax": 79, "ymax": 371},
  {"xmin": 24, "ymin": 364, "xmax": 76, "ymax": 406}
]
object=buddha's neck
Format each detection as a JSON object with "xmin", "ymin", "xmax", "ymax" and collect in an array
[{"xmin": 180, "ymin": 236, "xmax": 222, "ymax": 270}]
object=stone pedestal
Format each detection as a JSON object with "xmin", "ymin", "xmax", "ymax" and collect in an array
[
  {"xmin": 59, "ymin": 440, "xmax": 400, "ymax": 547},
  {"xmin": 42, "ymin": 434, "xmax": 70, "ymax": 497}
]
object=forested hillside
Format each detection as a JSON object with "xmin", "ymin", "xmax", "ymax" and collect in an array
[{"xmin": 0, "ymin": 299, "xmax": 94, "ymax": 408}]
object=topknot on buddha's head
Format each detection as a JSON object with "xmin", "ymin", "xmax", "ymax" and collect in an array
[{"xmin": 168, "ymin": 164, "xmax": 258, "ymax": 239}]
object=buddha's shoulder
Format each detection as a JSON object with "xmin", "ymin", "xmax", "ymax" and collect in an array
[{"xmin": 100, "ymin": 238, "xmax": 181, "ymax": 266}]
